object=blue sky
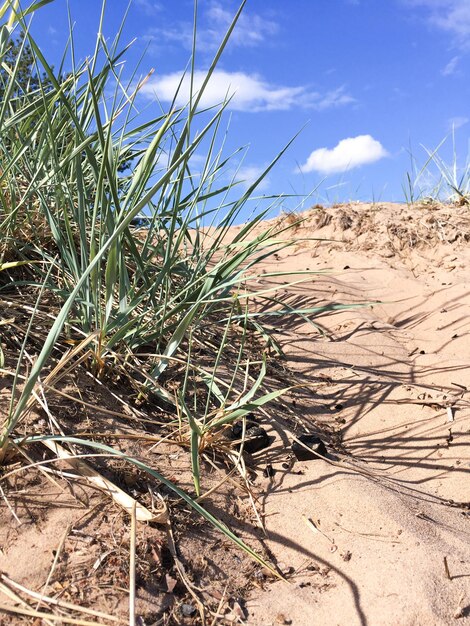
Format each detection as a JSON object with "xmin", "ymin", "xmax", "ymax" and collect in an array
[{"xmin": 28, "ymin": 0, "xmax": 470, "ymax": 209}]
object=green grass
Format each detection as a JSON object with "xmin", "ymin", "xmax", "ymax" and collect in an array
[{"xmin": 0, "ymin": 0, "xmax": 308, "ymax": 575}]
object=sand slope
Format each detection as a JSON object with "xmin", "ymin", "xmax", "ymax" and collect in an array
[
  {"xmin": 1, "ymin": 202, "xmax": 469, "ymax": 625},
  {"xmin": 244, "ymin": 203, "xmax": 470, "ymax": 625}
]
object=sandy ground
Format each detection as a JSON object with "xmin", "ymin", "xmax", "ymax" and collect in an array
[
  {"xmin": 241, "ymin": 202, "xmax": 470, "ymax": 625},
  {"xmin": 1, "ymin": 202, "xmax": 469, "ymax": 625}
]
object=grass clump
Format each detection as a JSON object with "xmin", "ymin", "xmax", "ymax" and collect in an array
[
  {"xmin": 404, "ymin": 131, "xmax": 470, "ymax": 206},
  {"xmin": 0, "ymin": 0, "xmax": 299, "ymax": 581}
]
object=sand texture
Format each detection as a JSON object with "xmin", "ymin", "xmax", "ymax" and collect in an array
[
  {"xmin": 1, "ymin": 202, "xmax": 469, "ymax": 625},
  {"xmin": 243, "ymin": 202, "xmax": 470, "ymax": 625}
]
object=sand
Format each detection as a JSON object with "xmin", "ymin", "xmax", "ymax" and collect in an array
[
  {"xmin": 1, "ymin": 202, "xmax": 469, "ymax": 625},
  {"xmin": 242, "ymin": 202, "xmax": 470, "ymax": 625}
]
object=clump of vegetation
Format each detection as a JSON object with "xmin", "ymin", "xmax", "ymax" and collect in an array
[
  {"xmin": 0, "ymin": 0, "xmax": 303, "ymax": 592},
  {"xmin": 403, "ymin": 132, "xmax": 470, "ymax": 206}
]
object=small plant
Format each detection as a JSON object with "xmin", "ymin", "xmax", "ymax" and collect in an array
[
  {"xmin": 404, "ymin": 131, "xmax": 470, "ymax": 206},
  {"xmin": 278, "ymin": 208, "xmax": 304, "ymax": 233}
]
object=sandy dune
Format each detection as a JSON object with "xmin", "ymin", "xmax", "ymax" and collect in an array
[
  {"xmin": 1, "ymin": 202, "xmax": 469, "ymax": 625},
  {"xmin": 241, "ymin": 202, "xmax": 470, "ymax": 625}
]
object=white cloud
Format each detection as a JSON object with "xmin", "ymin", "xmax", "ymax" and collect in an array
[
  {"xmin": 405, "ymin": 0, "xmax": 470, "ymax": 45},
  {"xmin": 447, "ymin": 115, "xmax": 468, "ymax": 129},
  {"xmin": 313, "ymin": 86, "xmax": 356, "ymax": 110},
  {"xmin": 140, "ymin": 69, "xmax": 355, "ymax": 113},
  {"xmin": 232, "ymin": 165, "xmax": 270, "ymax": 191},
  {"xmin": 441, "ymin": 55, "xmax": 460, "ymax": 75},
  {"xmin": 134, "ymin": 0, "xmax": 163, "ymax": 15},
  {"xmin": 142, "ymin": 28, "xmax": 193, "ymax": 52},
  {"xmin": 145, "ymin": 1, "xmax": 279, "ymax": 53},
  {"xmin": 205, "ymin": 2, "xmax": 279, "ymax": 48},
  {"xmin": 299, "ymin": 135, "xmax": 388, "ymax": 175}
]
